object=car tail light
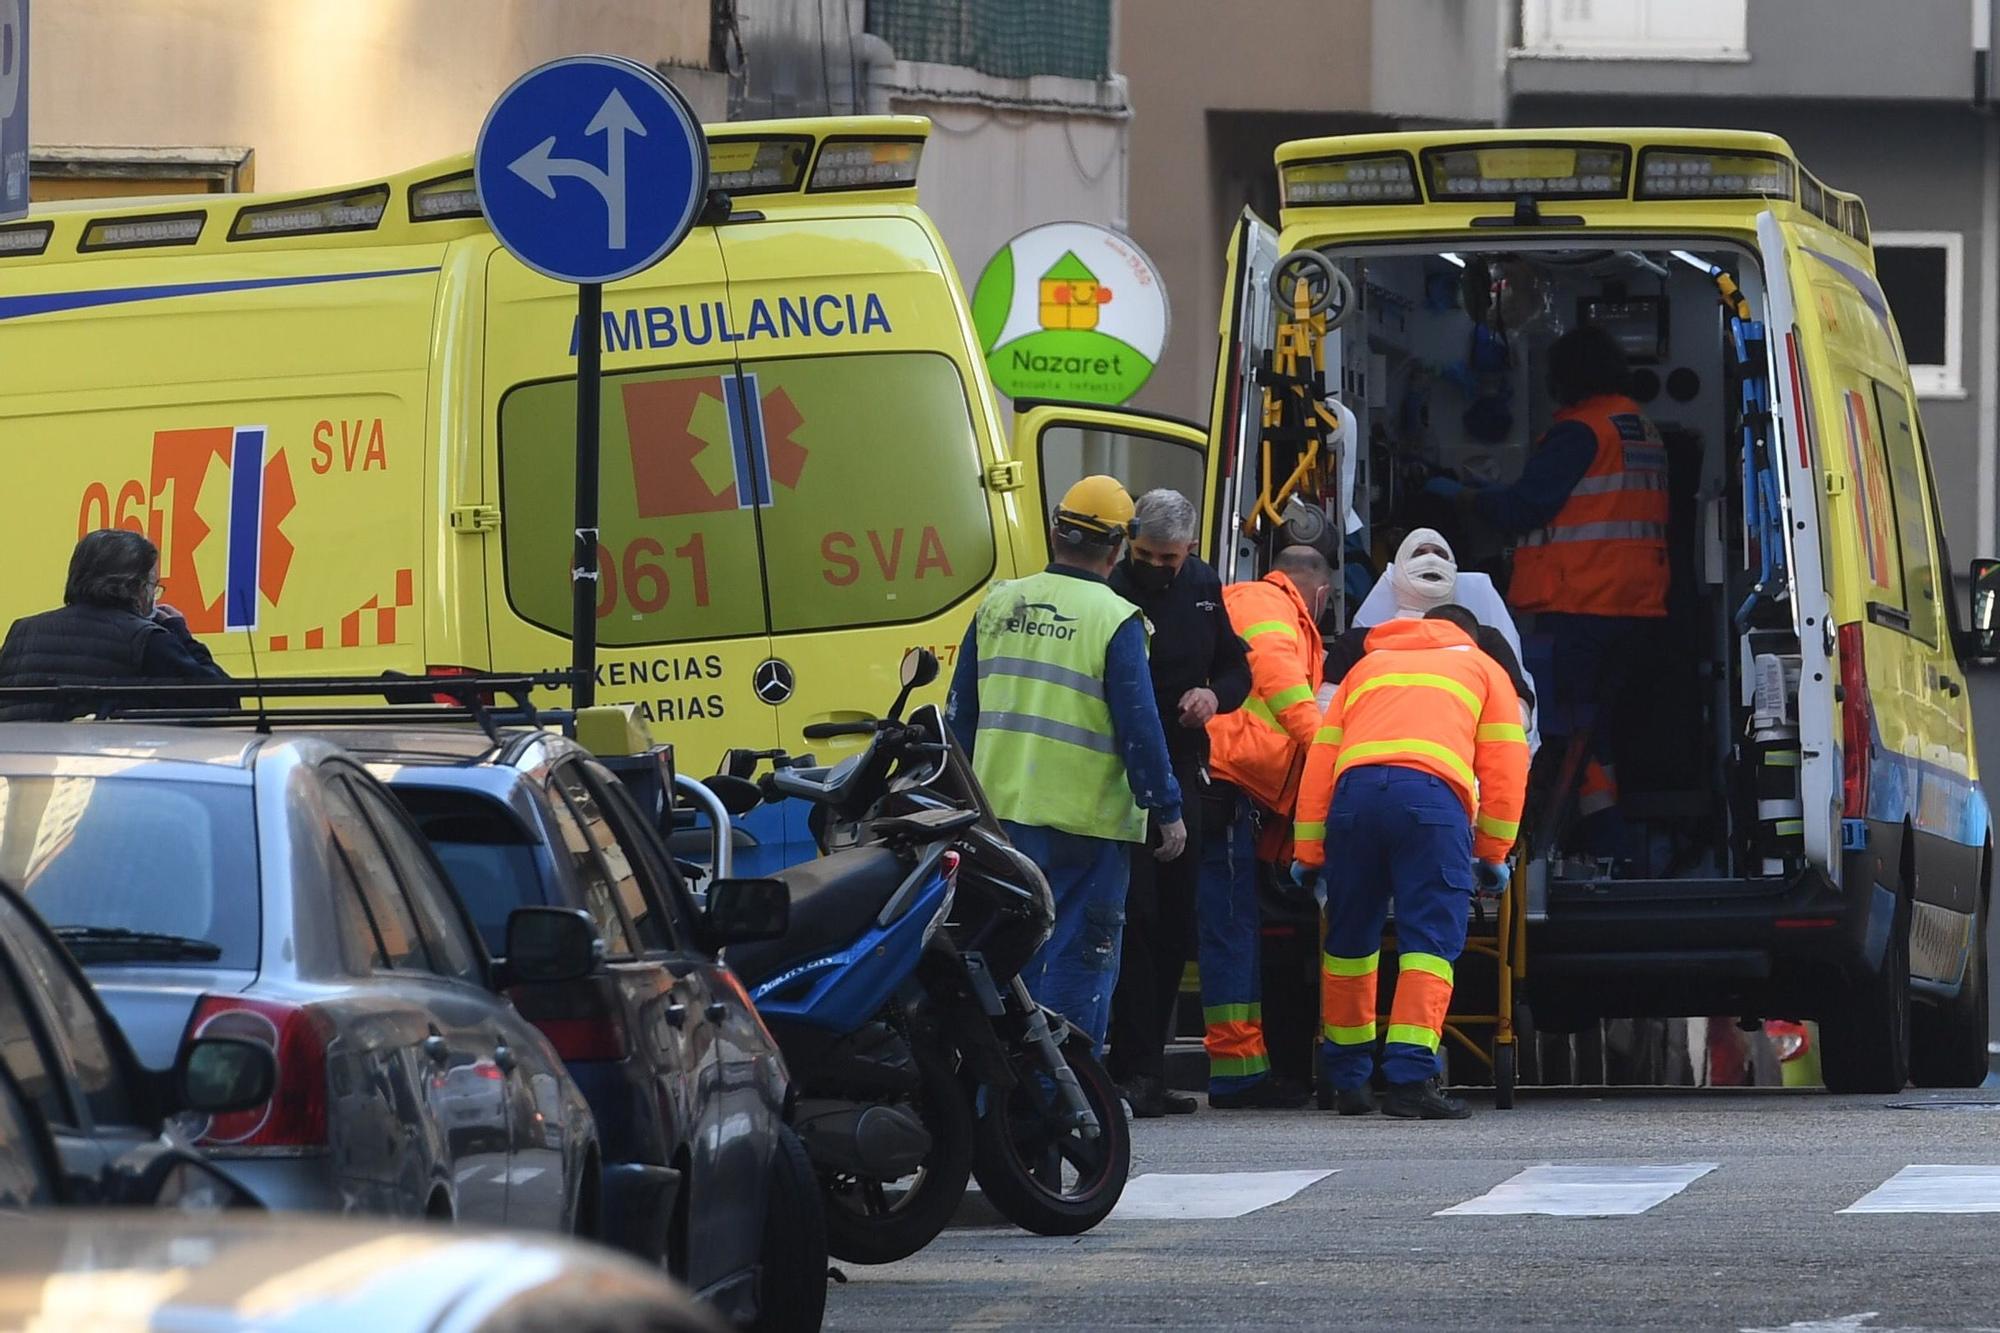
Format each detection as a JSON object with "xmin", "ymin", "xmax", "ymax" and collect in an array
[
  {"xmin": 1836, "ymin": 623, "xmax": 1872, "ymax": 820},
  {"xmin": 507, "ymin": 978, "xmax": 629, "ymax": 1062},
  {"xmin": 187, "ymin": 996, "xmax": 331, "ymax": 1150},
  {"xmin": 1766, "ymin": 1020, "xmax": 1811, "ymax": 1063},
  {"xmin": 425, "ymin": 664, "xmax": 495, "ymax": 709}
]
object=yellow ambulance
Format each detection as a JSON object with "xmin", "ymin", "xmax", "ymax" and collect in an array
[
  {"xmin": 1064, "ymin": 128, "xmax": 1993, "ymax": 1094},
  {"xmin": 0, "ymin": 118, "xmax": 1189, "ymax": 772}
]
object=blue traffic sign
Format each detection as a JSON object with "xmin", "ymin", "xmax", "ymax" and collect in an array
[
  {"xmin": 475, "ymin": 54, "xmax": 707, "ymax": 286},
  {"xmin": 1, "ymin": 0, "xmax": 28, "ymax": 224}
]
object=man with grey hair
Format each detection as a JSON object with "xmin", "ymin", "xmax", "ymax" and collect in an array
[{"xmin": 1105, "ymin": 489, "xmax": 1250, "ymax": 1117}]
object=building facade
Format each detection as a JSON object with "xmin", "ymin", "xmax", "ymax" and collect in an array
[{"xmin": 27, "ymin": 0, "xmax": 715, "ymax": 197}]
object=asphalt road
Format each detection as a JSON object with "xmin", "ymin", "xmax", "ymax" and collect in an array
[{"xmin": 823, "ymin": 1089, "xmax": 2000, "ymax": 1332}]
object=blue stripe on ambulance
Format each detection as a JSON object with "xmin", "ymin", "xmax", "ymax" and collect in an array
[
  {"xmin": 224, "ymin": 426, "xmax": 267, "ymax": 631},
  {"xmin": 0, "ymin": 268, "xmax": 442, "ymax": 323}
]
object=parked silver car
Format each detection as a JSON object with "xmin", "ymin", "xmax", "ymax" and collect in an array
[{"xmin": 0, "ymin": 723, "xmax": 610, "ymax": 1233}]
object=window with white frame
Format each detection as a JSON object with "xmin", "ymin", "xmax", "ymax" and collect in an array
[
  {"xmin": 1517, "ymin": 0, "xmax": 1747, "ymax": 59},
  {"xmin": 1871, "ymin": 232, "xmax": 1964, "ymax": 398}
]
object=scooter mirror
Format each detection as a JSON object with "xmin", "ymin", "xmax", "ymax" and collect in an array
[{"xmin": 901, "ymin": 648, "xmax": 940, "ymax": 690}]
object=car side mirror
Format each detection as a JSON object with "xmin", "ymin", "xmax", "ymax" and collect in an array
[
  {"xmin": 1969, "ymin": 558, "xmax": 2000, "ymax": 664},
  {"xmin": 706, "ymin": 877, "xmax": 790, "ymax": 945},
  {"xmin": 176, "ymin": 1037, "xmax": 276, "ymax": 1116},
  {"xmin": 505, "ymin": 907, "xmax": 603, "ymax": 984},
  {"xmin": 702, "ymin": 773, "xmax": 764, "ymax": 818}
]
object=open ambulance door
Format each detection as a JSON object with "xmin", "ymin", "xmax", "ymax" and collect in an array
[
  {"xmin": 1755, "ymin": 209, "xmax": 1847, "ymax": 880},
  {"xmin": 1011, "ymin": 401, "xmax": 1209, "ymax": 562},
  {"xmin": 1206, "ymin": 209, "xmax": 1280, "ymax": 584}
]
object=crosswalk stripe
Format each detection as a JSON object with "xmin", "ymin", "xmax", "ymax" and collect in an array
[
  {"xmin": 1110, "ymin": 1170, "xmax": 1337, "ymax": 1220},
  {"xmin": 1841, "ymin": 1164, "xmax": 2000, "ymax": 1213},
  {"xmin": 1435, "ymin": 1162, "xmax": 1718, "ymax": 1217}
]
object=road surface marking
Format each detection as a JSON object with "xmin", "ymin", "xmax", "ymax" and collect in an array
[
  {"xmin": 1435, "ymin": 1162, "xmax": 1718, "ymax": 1217},
  {"xmin": 1842, "ymin": 1164, "xmax": 2000, "ymax": 1213},
  {"xmin": 1109, "ymin": 1170, "xmax": 1336, "ymax": 1220}
]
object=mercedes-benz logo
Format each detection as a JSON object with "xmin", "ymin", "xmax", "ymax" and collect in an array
[{"xmin": 753, "ymin": 658, "xmax": 795, "ymax": 705}]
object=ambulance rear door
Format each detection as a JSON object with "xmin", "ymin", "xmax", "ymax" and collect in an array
[
  {"xmin": 1207, "ymin": 209, "xmax": 1280, "ymax": 583},
  {"xmin": 1755, "ymin": 209, "xmax": 1855, "ymax": 880},
  {"xmin": 481, "ymin": 229, "xmax": 781, "ymax": 768},
  {"xmin": 714, "ymin": 215, "xmax": 1012, "ymax": 762}
]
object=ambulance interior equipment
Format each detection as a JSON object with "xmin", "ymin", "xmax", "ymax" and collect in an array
[{"xmin": 1228, "ymin": 237, "xmax": 1799, "ymax": 889}]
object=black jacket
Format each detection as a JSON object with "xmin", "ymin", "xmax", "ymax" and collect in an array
[
  {"xmin": 1108, "ymin": 555, "xmax": 1252, "ymax": 761},
  {"xmin": 0, "ymin": 604, "xmax": 234, "ymax": 721}
]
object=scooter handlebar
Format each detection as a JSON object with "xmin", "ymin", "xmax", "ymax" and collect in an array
[{"xmin": 802, "ymin": 719, "xmax": 878, "ymax": 739}]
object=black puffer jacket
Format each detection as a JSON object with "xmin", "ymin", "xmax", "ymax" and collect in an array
[{"xmin": 0, "ymin": 604, "xmax": 232, "ymax": 721}]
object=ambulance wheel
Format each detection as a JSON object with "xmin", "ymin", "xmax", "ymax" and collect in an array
[
  {"xmin": 1272, "ymin": 250, "xmax": 1356, "ymax": 328},
  {"xmin": 971, "ymin": 1033, "xmax": 1130, "ymax": 1237},
  {"xmin": 1494, "ymin": 1044, "xmax": 1517, "ymax": 1110},
  {"xmin": 1910, "ymin": 915, "xmax": 1989, "ymax": 1088},
  {"xmin": 1821, "ymin": 892, "xmax": 1912, "ymax": 1095}
]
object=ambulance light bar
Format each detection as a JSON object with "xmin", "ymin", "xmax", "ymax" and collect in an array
[
  {"xmin": 78, "ymin": 211, "xmax": 205, "ymax": 252},
  {"xmin": 0, "ymin": 222, "xmax": 52, "ymax": 258},
  {"xmin": 710, "ymin": 136, "xmax": 811, "ymax": 196},
  {"xmin": 807, "ymin": 138, "xmax": 923, "ymax": 192},
  {"xmin": 1636, "ymin": 148, "xmax": 1794, "ymax": 201},
  {"xmin": 409, "ymin": 172, "xmax": 482, "ymax": 221},
  {"xmin": 230, "ymin": 185, "xmax": 392, "ymax": 241},
  {"xmin": 1282, "ymin": 152, "xmax": 1420, "ymax": 206},
  {"xmin": 1422, "ymin": 143, "xmax": 1628, "ymax": 201}
]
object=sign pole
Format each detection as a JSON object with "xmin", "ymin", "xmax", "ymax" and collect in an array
[{"xmin": 571, "ymin": 280, "xmax": 603, "ymax": 709}]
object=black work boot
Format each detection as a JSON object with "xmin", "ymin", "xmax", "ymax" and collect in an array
[
  {"xmin": 1382, "ymin": 1077, "xmax": 1471, "ymax": 1120},
  {"xmin": 1122, "ymin": 1075, "xmax": 1199, "ymax": 1119},
  {"xmin": 1209, "ymin": 1075, "xmax": 1311, "ymax": 1110},
  {"xmin": 1332, "ymin": 1086, "xmax": 1377, "ymax": 1116}
]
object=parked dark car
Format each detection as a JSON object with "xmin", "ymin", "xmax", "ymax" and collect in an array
[
  {"xmin": 0, "ymin": 875, "xmax": 268, "ymax": 1208},
  {"xmin": 323, "ymin": 723, "xmax": 821, "ymax": 1331},
  {"xmin": 0, "ymin": 723, "xmax": 614, "ymax": 1236},
  {"xmin": 0, "ymin": 1047, "xmax": 721, "ymax": 1333}
]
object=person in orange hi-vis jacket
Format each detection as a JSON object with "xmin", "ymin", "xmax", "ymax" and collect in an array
[
  {"xmin": 1197, "ymin": 545, "xmax": 1334, "ymax": 1110},
  {"xmin": 1291, "ymin": 605, "xmax": 1528, "ymax": 1120}
]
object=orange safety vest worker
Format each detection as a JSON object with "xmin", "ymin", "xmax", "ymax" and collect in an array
[
  {"xmin": 1206, "ymin": 571, "xmax": 1325, "ymax": 814},
  {"xmin": 1194, "ymin": 566, "xmax": 1326, "ymax": 1106},
  {"xmin": 1292, "ymin": 617, "xmax": 1530, "ymax": 1113},
  {"xmin": 1504, "ymin": 393, "xmax": 1670, "ymax": 619}
]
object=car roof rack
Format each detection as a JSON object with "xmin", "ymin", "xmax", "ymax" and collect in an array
[{"xmin": 0, "ymin": 672, "xmax": 580, "ymax": 745}]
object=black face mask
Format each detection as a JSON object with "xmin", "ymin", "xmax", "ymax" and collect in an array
[{"xmin": 1124, "ymin": 559, "xmax": 1177, "ymax": 593}]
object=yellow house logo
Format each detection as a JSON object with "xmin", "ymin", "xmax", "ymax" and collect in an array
[{"xmin": 1037, "ymin": 252, "xmax": 1113, "ymax": 331}]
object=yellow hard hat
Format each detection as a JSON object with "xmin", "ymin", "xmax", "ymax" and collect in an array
[{"xmin": 1053, "ymin": 475, "xmax": 1135, "ymax": 546}]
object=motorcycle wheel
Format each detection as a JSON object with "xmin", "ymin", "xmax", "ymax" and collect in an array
[
  {"xmin": 820, "ymin": 1043, "xmax": 973, "ymax": 1265},
  {"xmin": 970, "ymin": 1030, "xmax": 1131, "ymax": 1236}
]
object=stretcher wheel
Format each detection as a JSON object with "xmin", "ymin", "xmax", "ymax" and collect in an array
[
  {"xmin": 1494, "ymin": 1043, "xmax": 1517, "ymax": 1110},
  {"xmin": 1272, "ymin": 249, "xmax": 1356, "ymax": 328}
]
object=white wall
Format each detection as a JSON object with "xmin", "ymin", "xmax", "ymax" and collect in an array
[
  {"xmin": 30, "ymin": 0, "xmax": 710, "ymax": 190},
  {"xmin": 896, "ymin": 96, "xmax": 1128, "ymax": 289}
]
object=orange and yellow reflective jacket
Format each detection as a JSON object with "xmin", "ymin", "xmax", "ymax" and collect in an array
[
  {"xmin": 1205, "ymin": 572, "xmax": 1324, "ymax": 814},
  {"xmin": 1507, "ymin": 393, "xmax": 1670, "ymax": 618},
  {"xmin": 1293, "ymin": 618, "xmax": 1529, "ymax": 867}
]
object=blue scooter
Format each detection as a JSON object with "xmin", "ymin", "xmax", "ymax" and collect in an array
[{"xmin": 707, "ymin": 653, "xmax": 988, "ymax": 1266}]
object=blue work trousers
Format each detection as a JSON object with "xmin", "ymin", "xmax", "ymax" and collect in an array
[
  {"xmin": 1195, "ymin": 797, "xmax": 1269, "ymax": 1096},
  {"xmin": 1006, "ymin": 821, "xmax": 1131, "ymax": 1054},
  {"xmin": 1319, "ymin": 767, "xmax": 1474, "ymax": 1090}
]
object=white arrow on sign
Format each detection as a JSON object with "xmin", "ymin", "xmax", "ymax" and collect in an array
[{"xmin": 508, "ymin": 89, "xmax": 648, "ymax": 250}]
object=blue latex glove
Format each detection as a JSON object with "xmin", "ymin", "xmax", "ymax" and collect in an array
[
  {"xmin": 1423, "ymin": 475, "xmax": 1465, "ymax": 502},
  {"xmin": 1474, "ymin": 859, "xmax": 1508, "ymax": 896},
  {"xmin": 1289, "ymin": 860, "xmax": 1319, "ymax": 891}
]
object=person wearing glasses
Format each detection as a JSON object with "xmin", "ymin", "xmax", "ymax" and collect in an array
[{"xmin": 0, "ymin": 529, "xmax": 233, "ymax": 721}]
